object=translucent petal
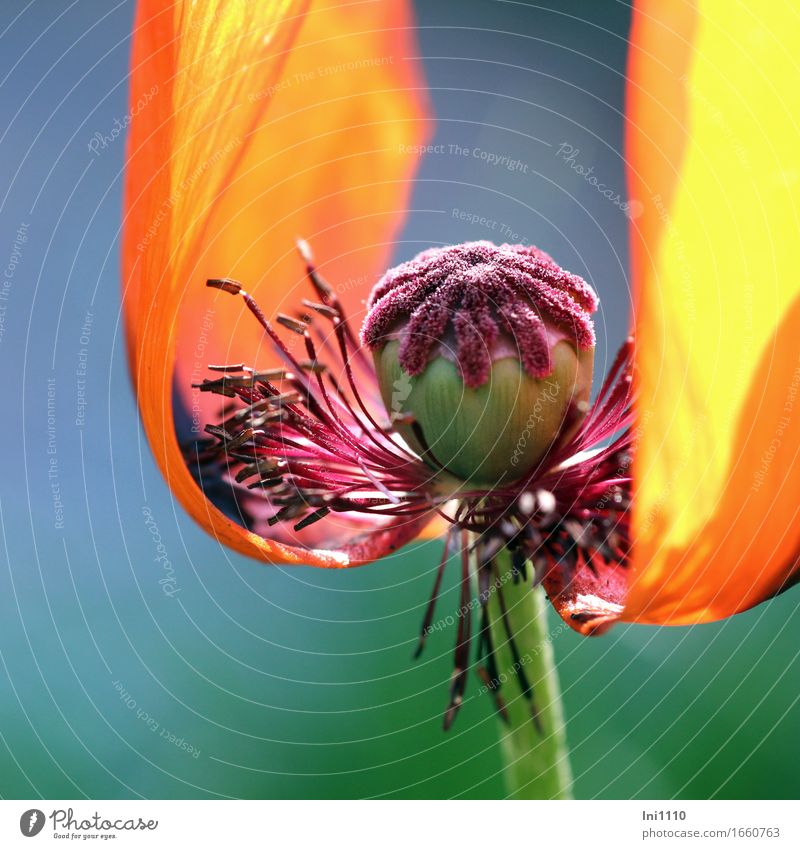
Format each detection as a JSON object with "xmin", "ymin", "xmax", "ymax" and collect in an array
[
  {"xmin": 626, "ymin": 0, "xmax": 800, "ymax": 622},
  {"xmin": 123, "ymin": 0, "xmax": 432, "ymax": 565}
]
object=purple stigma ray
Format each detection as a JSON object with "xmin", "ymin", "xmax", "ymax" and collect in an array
[{"xmin": 361, "ymin": 242, "xmax": 598, "ymax": 388}]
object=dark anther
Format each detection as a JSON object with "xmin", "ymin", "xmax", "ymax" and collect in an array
[
  {"xmin": 267, "ymin": 504, "xmax": 306, "ymax": 527},
  {"xmin": 301, "ymin": 299, "xmax": 338, "ymax": 319},
  {"xmin": 208, "ymin": 362, "xmax": 246, "ymax": 372},
  {"xmin": 220, "ymin": 427, "xmax": 256, "ymax": 453},
  {"xmin": 294, "ymin": 506, "xmax": 331, "ymax": 531},
  {"xmin": 247, "ymin": 477, "xmax": 284, "ymax": 490},
  {"xmin": 204, "ymin": 424, "xmax": 234, "ymax": 441},
  {"xmin": 297, "ymin": 359, "xmax": 327, "ymax": 374},
  {"xmin": 206, "ymin": 278, "xmax": 242, "ymax": 295},
  {"xmin": 276, "ymin": 313, "xmax": 309, "ymax": 335},
  {"xmin": 193, "ymin": 378, "xmax": 237, "ymax": 397},
  {"xmin": 234, "ymin": 458, "xmax": 280, "ymax": 483}
]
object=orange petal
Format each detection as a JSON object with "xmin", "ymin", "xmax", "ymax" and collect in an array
[
  {"xmin": 123, "ymin": 1, "xmax": 432, "ymax": 565},
  {"xmin": 625, "ymin": 0, "xmax": 800, "ymax": 622}
]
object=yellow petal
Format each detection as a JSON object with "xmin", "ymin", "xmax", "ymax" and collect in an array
[{"xmin": 625, "ymin": 0, "xmax": 800, "ymax": 622}]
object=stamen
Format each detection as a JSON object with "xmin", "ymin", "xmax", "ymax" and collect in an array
[
  {"xmin": 207, "ymin": 278, "xmax": 242, "ymax": 295},
  {"xmin": 294, "ymin": 506, "xmax": 331, "ymax": 531},
  {"xmin": 302, "ymin": 299, "xmax": 338, "ymax": 320},
  {"xmin": 234, "ymin": 458, "xmax": 281, "ymax": 483},
  {"xmin": 208, "ymin": 362, "xmax": 246, "ymax": 372},
  {"xmin": 276, "ymin": 314, "xmax": 309, "ymax": 335},
  {"xmin": 443, "ymin": 530, "xmax": 472, "ymax": 731},
  {"xmin": 414, "ymin": 529, "xmax": 454, "ymax": 659}
]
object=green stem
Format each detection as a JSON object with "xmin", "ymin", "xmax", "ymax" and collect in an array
[{"xmin": 487, "ymin": 552, "xmax": 573, "ymax": 799}]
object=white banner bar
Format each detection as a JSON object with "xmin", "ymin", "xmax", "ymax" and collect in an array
[{"xmin": 1, "ymin": 800, "xmax": 798, "ymax": 847}]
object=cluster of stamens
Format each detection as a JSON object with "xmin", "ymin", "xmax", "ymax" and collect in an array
[{"xmin": 190, "ymin": 254, "xmax": 437, "ymax": 538}]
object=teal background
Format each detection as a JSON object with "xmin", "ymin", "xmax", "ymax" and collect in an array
[{"xmin": 0, "ymin": 0, "xmax": 798, "ymax": 799}]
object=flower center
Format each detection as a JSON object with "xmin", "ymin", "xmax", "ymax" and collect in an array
[
  {"xmin": 188, "ymin": 240, "xmax": 634, "ymax": 731},
  {"xmin": 361, "ymin": 242, "xmax": 598, "ymax": 485},
  {"xmin": 361, "ymin": 241, "xmax": 597, "ymax": 387}
]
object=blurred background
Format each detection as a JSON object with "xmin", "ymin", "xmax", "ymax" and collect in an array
[{"xmin": 0, "ymin": 0, "xmax": 798, "ymax": 800}]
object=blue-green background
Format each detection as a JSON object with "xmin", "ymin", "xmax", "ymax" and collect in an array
[{"xmin": 0, "ymin": 0, "xmax": 798, "ymax": 799}]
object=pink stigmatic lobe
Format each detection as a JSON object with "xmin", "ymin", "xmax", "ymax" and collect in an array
[{"xmin": 361, "ymin": 242, "xmax": 598, "ymax": 388}]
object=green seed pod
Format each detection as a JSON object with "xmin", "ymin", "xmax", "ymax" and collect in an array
[
  {"xmin": 362, "ymin": 242, "xmax": 598, "ymax": 486},
  {"xmin": 373, "ymin": 339, "xmax": 593, "ymax": 485}
]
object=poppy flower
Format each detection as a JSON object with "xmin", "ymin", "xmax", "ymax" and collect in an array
[{"xmin": 123, "ymin": 0, "xmax": 800, "ymax": 794}]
